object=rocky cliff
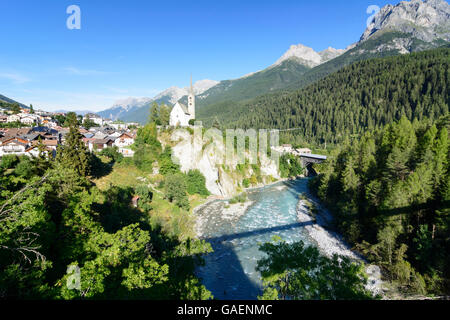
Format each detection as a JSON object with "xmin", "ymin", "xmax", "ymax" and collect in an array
[
  {"xmin": 361, "ymin": 0, "xmax": 450, "ymax": 43},
  {"xmin": 168, "ymin": 129, "xmax": 280, "ymax": 198}
]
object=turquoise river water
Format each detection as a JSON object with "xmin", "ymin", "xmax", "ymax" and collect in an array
[{"xmin": 195, "ymin": 178, "xmax": 316, "ymax": 300}]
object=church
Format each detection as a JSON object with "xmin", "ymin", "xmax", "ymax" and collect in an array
[{"xmin": 169, "ymin": 78, "xmax": 195, "ymax": 127}]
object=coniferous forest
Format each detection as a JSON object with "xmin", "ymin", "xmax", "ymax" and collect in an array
[
  {"xmin": 310, "ymin": 115, "xmax": 449, "ymax": 295},
  {"xmin": 203, "ymin": 48, "xmax": 449, "ymax": 147}
]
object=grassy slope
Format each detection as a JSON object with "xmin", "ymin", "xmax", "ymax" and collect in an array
[{"xmin": 92, "ymin": 159, "xmax": 209, "ymax": 240}]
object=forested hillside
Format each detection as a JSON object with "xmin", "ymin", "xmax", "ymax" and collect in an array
[
  {"xmin": 310, "ymin": 115, "xmax": 449, "ymax": 295},
  {"xmin": 0, "ymin": 94, "xmax": 27, "ymax": 109},
  {"xmin": 201, "ymin": 47, "xmax": 449, "ymax": 148}
]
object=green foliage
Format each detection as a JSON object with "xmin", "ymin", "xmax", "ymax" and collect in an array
[
  {"xmin": 149, "ymin": 102, "xmax": 161, "ymax": 125},
  {"xmin": 257, "ymin": 239, "xmax": 374, "ymax": 300},
  {"xmin": 0, "ymin": 121, "xmax": 31, "ymax": 129},
  {"xmin": 229, "ymin": 193, "xmax": 247, "ymax": 204},
  {"xmin": 56, "ymin": 114, "xmax": 91, "ymax": 177},
  {"xmin": 82, "ymin": 118, "xmax": 97, "ymax": 130},
  {"xmin": 158, "ymin": 147, "xmax": 180, "ymax": 176},
  {"xmin": 185, "ymin": 170, "xmax": 209, "ymax": 196},
  {"xmin": 0, "ymin": 120, "xmax": 211, "ymax": 300},
  {"xmin": 0, "ymin": 154, "xmax": 19, "ymax": 170},
  {"xmin": 11, "ymin": 103, "xmax": 20, "ymax": 114},
  {"xmin": 312, "ymin": 115, "xmax": 450, "ymax": 295},
  {"xmin": 280, "ymin": 154, "xmax": 304, "ymax": 178},
  {"xmin": 133, "ymin": 122, "xmax": 161, "ymax": 171},
  {"xmin": 0, "ymin": 158, "xmax": 211, "ymax": 300},
  {"xmin": 99, "ymin": 146, "xmax": 124, "ymax": 163},
  {"xmin": 159, "ymin": 104, "xmax": 171, "ymax": 126},
  {"xmin": 135, "ymin": 185, "xmax": 153, "ymax": 211},
  {"xmin": 164, "ymin": 173, "xmax": 190, "ymax": 210}
]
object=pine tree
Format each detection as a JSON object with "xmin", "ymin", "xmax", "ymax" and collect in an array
[
  {"xmin": 149, "ymin": 102, "xmax": 160, "ymax": 125},
  {"xmin": 159, "ymin": 104, "xmax": 170, "ymax": 126},
  {"xmin": 56, "ymin": 112, "xmax": 90, "ymax": 177}
]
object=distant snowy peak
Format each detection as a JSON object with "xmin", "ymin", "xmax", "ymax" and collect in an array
[
  {"xmin": 153, "ymin": 80, "xmax": 219, "ymax": 104},
  {"xmin": 192, "ymin": 79, "xmax": 220, "ymax": 95},
  {"xmin": 111, "ymin": 97, "xmax": 152, "ymax": 110},
  {"xmin": 273, "ymin": 44, "xmax": 347, "ymax": 68},
  {"xmin": 153, "ymin": 86, "xmax": 188, "ymax": 105}
]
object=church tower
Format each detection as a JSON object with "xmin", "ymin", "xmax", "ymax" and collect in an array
[{"xmin": 188, "ymin": 75, "xmax": 195, "ymax": 120}]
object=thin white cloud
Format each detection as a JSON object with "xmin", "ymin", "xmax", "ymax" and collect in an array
[
  {"xmin": 11, "ymin": 87, "xmax": 159, "ymax": 112},
  {"xmin": 62, "ymin": 67, "xmax": 110, "ymax": 76},
  {"xmin": 0, "ymin": 72, "xmax": 31, "ymax": 84}
]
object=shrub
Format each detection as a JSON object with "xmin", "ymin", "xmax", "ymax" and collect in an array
[
  {"xmin": 164, "ymin": 173, "xmax": 190, "ymax": 210},
  {"xmin": 100, "ymin": 146, "xmax": 124, "ymax": 163},
  {"xmin": 14, "ymin": 157, "xmax": 34, "ymax": 178},
  {"xmin": 158, "ymin": 147, "xmax": 180, "ymax": 175},
  {"xmin": 135, "ymin": 185, "xmax": 153, "ymax": 211},
  {"xmin": 229, "ymin": 193, "xmax": 247, "ymax": 204},
  {"xmin": 185, "ymin": 170, "xmax": 210, "ymax": 196},
  {"xmin": 0, "ymin": 154, "xmax": 18, "ymax": 170}
]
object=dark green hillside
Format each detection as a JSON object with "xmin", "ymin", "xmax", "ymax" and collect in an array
[
  {"xmin": 289, "ymin": 32, "xmax": 449, "ymax": 91},
  {"xmin": 121, "ymin": 58, "xmax": 310, "ymax": 124},
  {"xmin": 192, "ymin": 58, "xmax": 310, "ymax": 107},
  {"xmin": 198, "ymin": 33, "xmax": 449, "ymax": 128},
  {"xmin": 0, "ymin": 94, "xmax": 28, "ymax": 109},
  {"xmin": 207, "ymin": 47, "xmax": 449, "ymax": 147}
]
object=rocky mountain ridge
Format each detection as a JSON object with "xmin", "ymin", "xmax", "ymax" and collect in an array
[{"xmin": 361, "ymin": 0, "xmax": 450, "ymax": 44}]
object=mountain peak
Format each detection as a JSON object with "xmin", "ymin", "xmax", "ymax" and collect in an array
[
  {"xmin": 111, "ymin": 97, "xmax": 152, "ymax": 111},
  {"xmin": 361, "ymin": 0, "xmax": 450, "ymax": 43},
  {"xmin": 273, "ymin": 44, "xmax": 346, "ymax": 68},
  {"xmin": 274, "ymin": 44, "xmax": 322, "ymax": 67},
  {"xmin": 153, "ymin": 79, "xmax": 219, "ymax": 105}
]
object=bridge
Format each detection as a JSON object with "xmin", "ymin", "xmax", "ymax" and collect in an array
[
  {"xmin": 271, "ymin": 145, "xmax": 327, "ymax": 172},
  {"xmin": 298, "ymin": 153, "xmax": 327, "ymax": 166}
]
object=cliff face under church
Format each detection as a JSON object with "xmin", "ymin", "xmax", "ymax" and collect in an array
[{"xmin": 167, "ymin": 129, "xmax": 280, "ymax": 197}]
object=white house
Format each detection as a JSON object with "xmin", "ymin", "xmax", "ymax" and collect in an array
[
  {"xmin": 24, "ymin": 145, "xmax": 54, "ymax": 159},
  {"xmin": 7, "ymin": 114, "xmax": 20, "ymax": 123},
  {"xmin": 0, "ymin": 139, "xmax": 29, "ymax": 157},
  {"xmin": 113, "ymin": 132, "xmax": 136, "ymax": 157},
  {"xmin": 114, "ymin": 132, "xmax": 135, "ymax": 148},
  {"xmin": 169, "ymin": 78, "xmax": 195, "ymax": 127},
  {"xmin": 110, "ymin": 123, "xmax": 128, "ymax": 130},
  {"xmin": 88, "ymin": 138, "xmax": 114, "ymax": 152},
  {"xmin": 20, "ymin": 115, "xmax": 37, "ymax": 125}
]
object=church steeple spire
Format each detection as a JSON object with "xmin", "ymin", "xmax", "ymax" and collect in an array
[{"xmin": 188, "ymin": 75, "xmax": 195, "ymax": 120}]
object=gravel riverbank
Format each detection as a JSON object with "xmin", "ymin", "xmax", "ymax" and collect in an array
[{"xmin": 296, "ymin": 196, "xmax": 385, "ymax": 296}]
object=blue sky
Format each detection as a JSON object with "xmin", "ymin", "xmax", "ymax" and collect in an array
[{"xmin": 0, "ymin": 0, "xmax": 400, "ymax": 111}]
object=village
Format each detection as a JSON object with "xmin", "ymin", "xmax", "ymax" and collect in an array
[{"xmin": 0, "ymin": 106, "xmax": 139, "ymax": 159}]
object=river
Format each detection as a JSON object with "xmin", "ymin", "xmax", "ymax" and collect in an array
[{"xmin": 195, "ymin": 178, "xmax": 320, "ymax": 300}]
